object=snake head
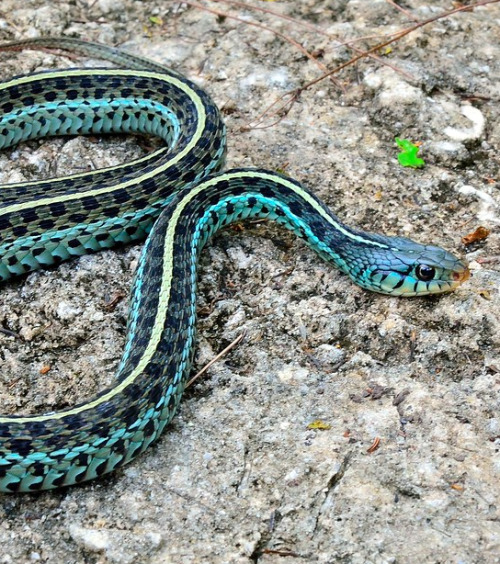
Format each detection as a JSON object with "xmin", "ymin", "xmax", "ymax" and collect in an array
[{"xmin": 343, "ymin": 236, "xmax": 469, "ymax": 297}]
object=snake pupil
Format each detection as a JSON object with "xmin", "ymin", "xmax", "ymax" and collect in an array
[{"xmin": 415, "ymin": 264, "xmax": 435, "ymax": 282}]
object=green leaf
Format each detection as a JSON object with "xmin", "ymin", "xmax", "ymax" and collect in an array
[
  {"xmin": 149, "ymin": 16, "xmax": 163, "ymax": 26},
  {"xmin": 395, "ymin": 137, "xmax": 425, "ymax": 168}
]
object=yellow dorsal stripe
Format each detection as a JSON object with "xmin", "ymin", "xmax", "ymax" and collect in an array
[
  {"xmin": 0, "ymin": 69, "xmax": 206, "ymax": 218},
  {"xmin": 0, "ymin": 170, "xmax": 382, "ymax": 424}
]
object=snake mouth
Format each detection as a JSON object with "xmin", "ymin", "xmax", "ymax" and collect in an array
[{"xmin": 452, "ymin": 264, "xmax": 471, "ymax": 285}]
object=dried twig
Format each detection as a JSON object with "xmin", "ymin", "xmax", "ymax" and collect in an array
[
  {"xmin": 0, "ymin": 327, "xmax": 21, "ymax": 339},
  {"xmin": 186, "ymin": 331, "xmax": 246, "ymax": 388},
  {"xmin": 250, "ymin": 0, "xmax": 500, "ymax": 127},
  {"xmin": 182, "ymin": 0, "xmax": 343, "ymax": 89},
  {"xmin": 211, "ymin": 0, "xmax": 415, "ymax": 80}
]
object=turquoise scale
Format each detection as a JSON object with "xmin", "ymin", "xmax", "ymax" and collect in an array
[{"xmin": 0, "ymin": 38, "xmax": 468, "ymax": 492}]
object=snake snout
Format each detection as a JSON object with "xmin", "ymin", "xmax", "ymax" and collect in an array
[{"xmin": 452, "ymin": 263, "xmax": 470, "ymax": 284}]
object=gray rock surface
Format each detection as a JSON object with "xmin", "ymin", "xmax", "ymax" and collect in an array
[{"xmin": 0, "ymin": 1, "xmax": 499, "ymax": 562}]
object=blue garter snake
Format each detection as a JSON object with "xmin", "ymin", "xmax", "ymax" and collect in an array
[{"xmin": 0, "ymin": 37, "xmax": 469, "ymax": 492}]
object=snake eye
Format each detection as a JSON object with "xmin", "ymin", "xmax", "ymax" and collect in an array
[{"xmin": 415, "ymin": 264, "xmax": 435, "ymax": 282}]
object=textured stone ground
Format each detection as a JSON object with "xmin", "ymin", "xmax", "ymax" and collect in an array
[{"xmin": 0, "ymin": 1, "xmax": 499, "ymax": 563}]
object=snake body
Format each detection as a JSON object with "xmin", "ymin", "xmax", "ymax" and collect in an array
[{"xmin": 0, "ymin": 38, "xmax": 468, "ymax": 492}]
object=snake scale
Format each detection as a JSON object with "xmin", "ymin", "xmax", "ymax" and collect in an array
[{"xmin": 0, "ymin": 37, "xmax": 469, "ymax": 492}]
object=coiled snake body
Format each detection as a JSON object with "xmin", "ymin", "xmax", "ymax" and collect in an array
[{"xmin": 0, "ymin": 38, "xmax": 469, "ymax": 492}]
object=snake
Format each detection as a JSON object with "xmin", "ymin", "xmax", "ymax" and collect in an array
[{"xmin": 0, "ymin": 37, "xmax": 469, "ymax": 493}]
